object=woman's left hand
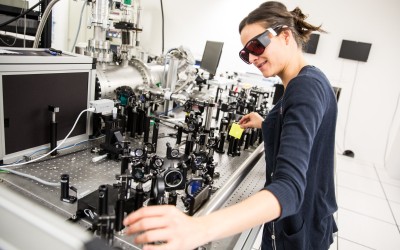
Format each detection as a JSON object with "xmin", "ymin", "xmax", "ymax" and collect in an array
[{"xmin": 123, "ymin": 205, "xmax": 207, "ymax": 250}]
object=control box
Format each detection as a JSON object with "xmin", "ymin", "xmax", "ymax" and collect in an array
[{"xmin": 0, "ymin": 47, "xmax": 96, "ymax": 164}]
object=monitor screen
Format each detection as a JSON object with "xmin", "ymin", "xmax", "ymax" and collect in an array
[
  {"xmin": 303, "ymin": 33, "xmax": 320, "ymax": 54},
  {"xmin": 339, "ymin": 40, "xmax": 372, "ymax": 62},
  {"xmin": 2, "ymin": 73, "xmax": 88, "ymax": 154},
  {"xmin": 200, "ymin": 41, "xmax": 224, "ymax": 75}
]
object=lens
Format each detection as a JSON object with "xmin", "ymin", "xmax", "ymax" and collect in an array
[
  {"xmin": 188, "ymin": 122, "xmax": 196, "ymax": 131},
  {"xmin": 246, "ymin": 40, "xmax": 265, "ymax": 55},
  {"xmin": 239, "ymin": 29, "xmax": 272, "ymax": 64},
  {"xmin": 239, "ymin": 50, "xmax": 250, "ymax": 64},
  {"xmin": 208, "ymin": 138, "xmax": 216, "ymax": 147},
  {"xmin": 135, "ymin": 148, "xmax": 143, "ymax": 157},
  {"xmin": 154, "ymin": 158, "xmax": 163, "ymax": 167},
  {"xmin": 194, "ymin": 156, "xmax": 203, "ymax": 166},
  {"xmin": 133, "ymin": 168, "xmax": 144, "ymax": 180},
  {"xmin": 164, "ymin": 170, "xmax": 183, "ymax": 188},
  {"xmin": 239, "ymin": 40, "xmax": 265, "ymax": 64},
  {"xmin": 171, "ymin": 149, "xmax": 179, "ymax": 158},
  {"xmin": 189, "ymin": 180, "xmax": 202, "ymax": 195}
]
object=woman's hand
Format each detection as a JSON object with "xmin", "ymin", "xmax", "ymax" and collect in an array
[
  {"xmin": 238, "ymin": 112, "xmax": 264, "ymax": 129},
  {"xmin": 123, "ymin": 205, "xmax": 207, "ymax": 250}
]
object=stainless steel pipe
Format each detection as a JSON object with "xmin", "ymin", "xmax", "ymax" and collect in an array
[{"xmin": 196, "ymin": 142, "xmax": 265, "ymax": 216}]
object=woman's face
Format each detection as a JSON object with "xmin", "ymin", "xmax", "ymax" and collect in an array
[{"xmin": 240, "ymin": 23, "xmax": 287, "ymax": 78}]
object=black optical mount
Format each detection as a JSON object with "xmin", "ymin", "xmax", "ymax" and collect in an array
[{"xmin": 60, "ymin": 174, "xmax": 77, "ymax": 204}]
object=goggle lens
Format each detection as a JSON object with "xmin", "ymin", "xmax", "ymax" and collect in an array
[
  {"xmin": 246, "ymin": 40, "xmax": 266, "ymax": 55},
  {"xmin": 239, "ymin": 39, "xmax": 266, "ymax": 64},
  {"xmin": 239, "ymin": 50, "xmax": 250, "ymax": 64}
]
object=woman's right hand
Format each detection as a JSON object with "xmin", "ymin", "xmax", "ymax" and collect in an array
[
  {"xmin": 238, "ymin": 112, "xmax": 264, "ymax": 129},
  {"xmin": 123, "ymin": 205, "xmax": 208, "ymax": 250}
]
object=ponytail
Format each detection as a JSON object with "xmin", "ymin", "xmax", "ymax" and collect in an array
[
  {"xmin": 290, "ymin": 7, "xmax": 325, "ymax": 45},
  {"xmin": 239, "ymin": 1, "xmax": 326, "ymax": 49}
]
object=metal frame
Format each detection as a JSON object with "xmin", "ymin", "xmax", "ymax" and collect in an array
[
  {"xmin": 0, "ymin": 185, "xmax": 111, "ymax": 250},
  {"xmin": 0, "ymin": 47, "xmax": 96, "ymax": 163}
]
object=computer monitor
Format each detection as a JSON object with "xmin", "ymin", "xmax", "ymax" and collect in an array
[
  {"xmin": 339, "ymin": 40, "xmax": 372, "ymax": 62},
  {"xmin": 200, "ymin": 41, "xmax": 224, "ymax": 77},
  {"xmin": 303, "ymin": 33, "xmax": 320, "ymax": 54}
]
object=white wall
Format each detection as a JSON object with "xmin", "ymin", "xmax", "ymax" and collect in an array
[
  {"xmin": 65, "ymin": 0, "xmax": 90, "ymax": 52},
  {"xmin": 139, "ymin": 0, "xmax": 400, "ymax": 170},
  {"xmin": 26, "ymin": 0, "xmax": 70, "ymax": 49},
  {"xmin": 51, "ymin": 0, "xmax": 69, "ymax": 50},
  {"xmin": 63, "ymin": 0, "xmax": 400, "ymax": 171}
]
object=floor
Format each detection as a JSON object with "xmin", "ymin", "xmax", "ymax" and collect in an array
[{"xmin": 251, "ymin": 154, "xmax": 400, "ymax": 250}]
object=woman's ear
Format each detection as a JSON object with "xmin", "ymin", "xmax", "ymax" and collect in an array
[{"xmin": 282, "ymin": 29, "xmax": 292, "ymax": 45}]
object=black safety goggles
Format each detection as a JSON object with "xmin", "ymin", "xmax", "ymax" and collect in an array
[{"xmin": 239, "ymin": 25, "xmax": 285, "ymax": 64}]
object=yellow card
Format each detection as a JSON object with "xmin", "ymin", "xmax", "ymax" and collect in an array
[{"xmin": 229, "ymin": 123, "xmax": 244, "ymax": 139}]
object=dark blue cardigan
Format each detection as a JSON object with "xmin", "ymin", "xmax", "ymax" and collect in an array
[{"xmin": 261, "ymin": 66, "xmax": 338, "ymax": 250}]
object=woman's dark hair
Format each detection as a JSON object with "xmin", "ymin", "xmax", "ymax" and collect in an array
[{"xmin": 239, "ymin": 1, "xmax": 325, "ymax": 49}]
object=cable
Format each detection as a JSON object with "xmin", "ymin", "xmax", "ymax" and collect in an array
[
  {"xmin": 58, "ymin": 134, "xmax": 105, "ymax": 151},
  {"xmin": 342, "ymin": 61, "xmax": 359, "ymax": 152},
  {"xmin": 0, "ymin": 6, "xmax": 26, "ymax": 46},
  {"xmin": 33, "ymin": 0, "xmax": 60, "ymax": 48},
  {"xmin": 0, "ymin": 25, "xmax": 17, "ymax": 47},
  {"xmin": 1, "ymin": 108, "xmax": 92, "ymax": 168},
  {"xmin": 2, "ymin": 134, "xmax": 106, "ymax": 166},
  {"xmin": 0, "ymin": 108, "xmax": 96, "ymax": 187},
  {"xmin": 23, "ymin": 10, "xmax": 27, "ymax": 47},
  {"xmin": 0, "ymin": 168, "xmax": 59, "ymax": 187},
  {"xmin": 70, "ymin": 0, "xmax": 87, "ymax": 52},
  {"xmin": 27, "ymin": 147, "xmax": 52, "ymax": 157},
  {"xmin": 0, "ymin": 0, "xmax": 44, "ymax": 28},
  {"xmin": 160, "ymin": 0, "xmax": 165, "ymax": 54},
  {"xmin": 335, "ymin": 61, "xmax": 345, "ymax": 154},
  {"xmin": 3, "ymin": 147, "xmax": 48, "ymax": 166}
]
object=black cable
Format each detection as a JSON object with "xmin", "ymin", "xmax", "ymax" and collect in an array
[
  {"xmin": 0, "ymin": 6, "xmax": 24, "ymax": 46},
  {"xmin": 0, "ymin": 0, "xmax": 44, "ymax": 28},
  {"xmin": 342, "ymin": 61, "xmax": 359, "ymax": 152},
  {"xmin": 160, "ymin": 0, "xmax": 165, "ymax": 54}
]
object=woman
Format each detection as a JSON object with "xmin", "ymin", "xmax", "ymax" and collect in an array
[{"xmin": 123, "ymin": 1, "xmax": 338, "ymax": 249}]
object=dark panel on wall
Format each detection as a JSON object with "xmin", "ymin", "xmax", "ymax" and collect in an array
[
  {"xmin": 304, "ymin": 33, "xmax": 320, "ymax": 54},
  {"xmin": 339, "ymin": 40, "xmax": 372, "ymax": 62}
]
